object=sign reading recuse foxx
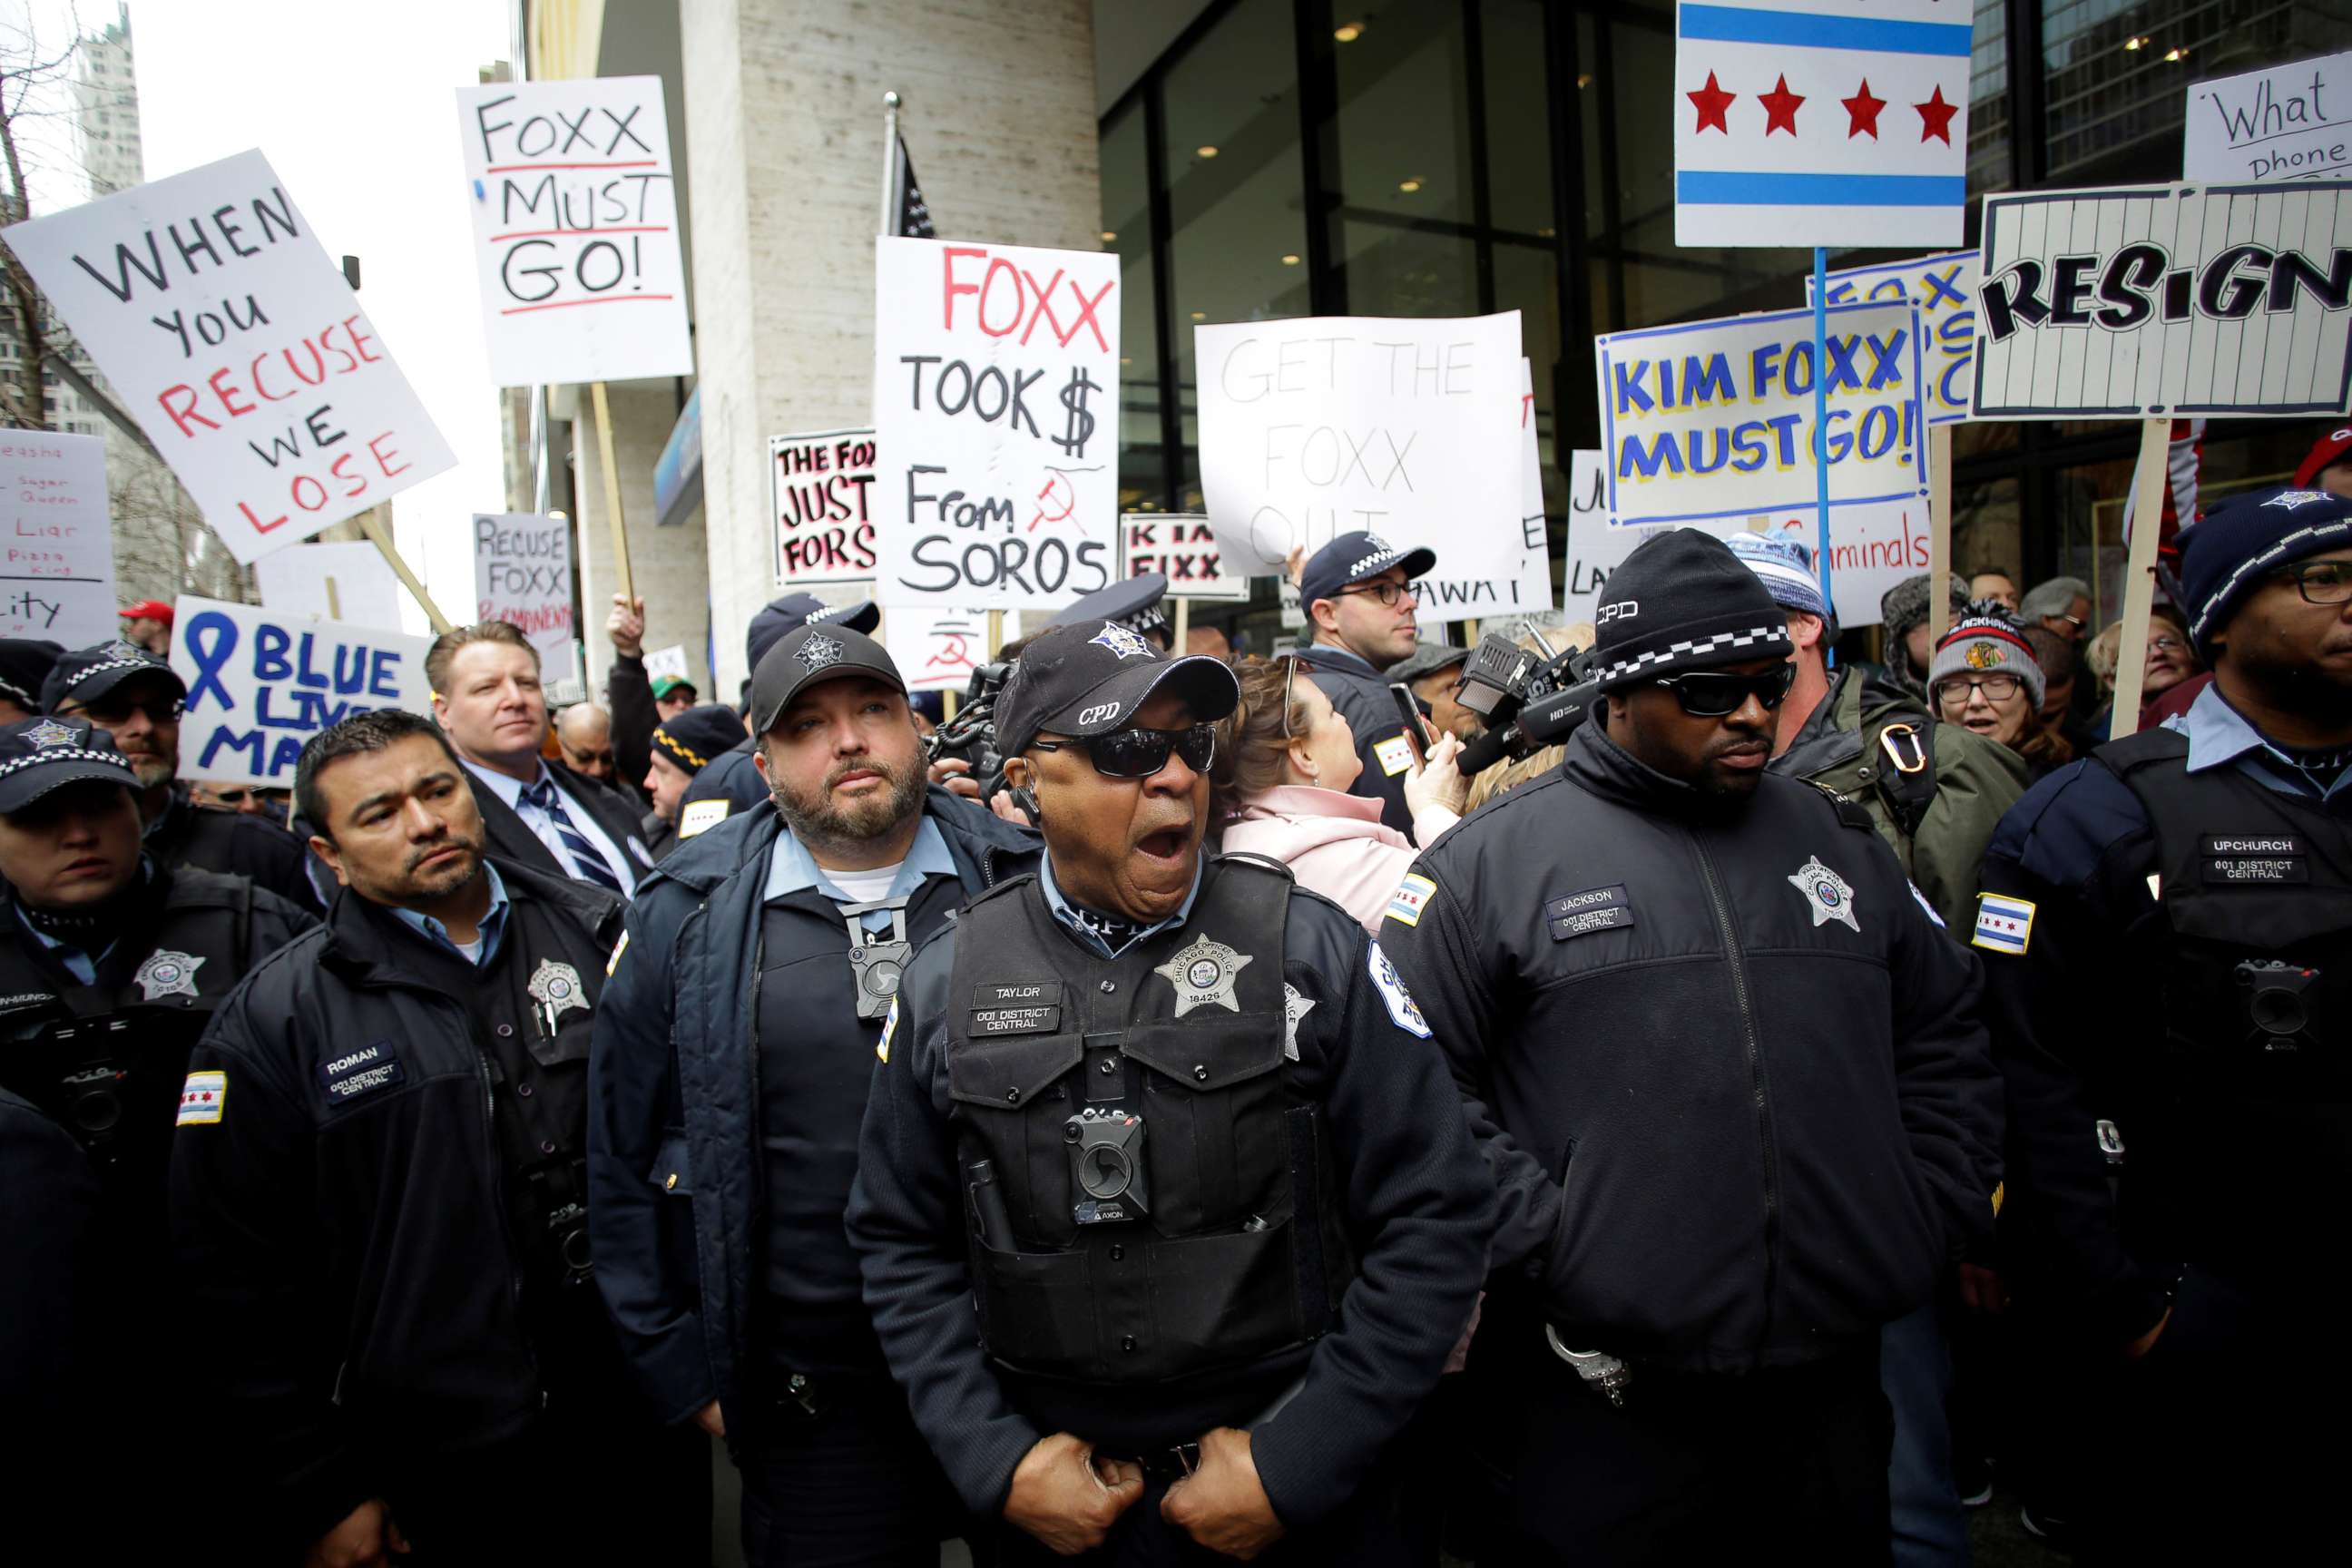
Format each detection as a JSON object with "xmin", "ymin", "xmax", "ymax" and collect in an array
[
  {"xmin": 1, "ymin": 150, "xmax": 456, "ymax": 564},
  {"xmin": 1974, "ymin": 181, "xmax": 2352, "ymax": 419},
  {"xmin": 170, "ymin": 593, "xmax": 432, "ymax": 788},
  {"xmin": 870, "ymin": 237, "xmax": 1122, "ymax": 612}
]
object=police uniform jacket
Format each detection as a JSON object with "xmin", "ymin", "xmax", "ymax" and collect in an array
[
  {"xmin": 673, "ymin": 736, "xmax": 772, "ymax": 838},
  {"xmin": 588, "ymin": 787, "xmax": 1040, "ymax": 1426},
  {"xmin": 1383, "ymin": 722, "xmax": 2002, "ymax": 1373},
  {"xmin": 847, "ymin": 857, "xmax": 1494, "ymax": 1528},
  {"xmin": 1295, "ymin": 642, "xmax": 1417, "ymax": 835},
  {"xmin": 145, "ymin": 783, "xmax": 325, "ymax": 913},
  {"xmin": 169, "ymin": 861, "xmax": 624, "ymax": 1543}
]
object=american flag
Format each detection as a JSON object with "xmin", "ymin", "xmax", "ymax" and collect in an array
[{"xmin": 892, "ymin": 136, "xmax": 936, "ymax": 240}]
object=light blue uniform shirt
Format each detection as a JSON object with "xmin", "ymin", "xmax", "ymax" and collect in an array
[
  {"xmin": 1037, "ymin": 849, "xmax": 1203, "ymax": 958},
  {"xmin": 2170, "ymin": 682, "xmax": 2352, "ymax": 807},
  {"xmin": 765, "ymin": 817, "xmax": 956, "ymax": 930},
  {"xmin": 388, "ymin": 862, "xmax": 514, "ymax": 966}
]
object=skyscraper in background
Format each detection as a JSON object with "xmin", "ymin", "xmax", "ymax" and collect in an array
[{"xmin": 69, "ymin": 5, "xmax": 142, "ymax": 199}]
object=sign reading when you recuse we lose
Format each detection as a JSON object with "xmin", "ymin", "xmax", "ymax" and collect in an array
[{"xmin": 170, "ymin": 594, "xmax": 432, "ymax": 788}]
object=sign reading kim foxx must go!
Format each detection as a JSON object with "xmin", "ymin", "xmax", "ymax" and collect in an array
[
  {"xmin": 1811, "ymin": 250, "xmax": 1978, "ymax": 425},
  {"xmin": 169, "ymin": 594, "xmax": 432, "ymax": 789},
  {"xmin": 1974, "ymin": 181, "xmax": 2352, "ymax": 418},
  {"xmin": 0, "ymin": 151, "xmax": 456, "ymax": 564},
  {"xmin": 870, "ymin": 237, "xmax": 1122, "ymax": 613}
]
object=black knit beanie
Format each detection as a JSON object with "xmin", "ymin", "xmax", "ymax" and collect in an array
[{"xmin": 1590, "ymin": 529, "xmax": 1795, "ymax": 690}]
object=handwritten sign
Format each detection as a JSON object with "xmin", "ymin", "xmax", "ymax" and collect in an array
[
  {"xmin": 1, "ymin": 151, "xmax": 455, "ymax": 564},
  {"xmin": 1414, "ymin": 355, "xmax": 1552, "ymax": 619},
  {"xmin": 870, "ymin": 237, "xmax": 1122, "ymax": 612},
  {"xmin": 887, "ymin": 606, "xmax": 994, "ymax": 692},
  {"xmin": 1975, "ymin": 182, "xmax": 2352, "ymax": 418},
  {"xmin": 0, "ymin": 431, "xmax": 116, "ymax": 644},
  {"xmin": 1195, "ymin": 311, "xmax": 1524, "ymax": 592},
  {"xmin": 1560, "ymin": 450, "xmax": 1647, "ymax": 624},
  {"xmin": 169, "ymin": 593, "xmax": 431, "ymax": 788},
  {"xmin": 254, "ymin": 540, "xmax": 403, "ymax": 631},
  {"xmin": 456, "ymin": 77, "xmax": 693, "ymax": 386},
  {"xmin": 772, "ymin": 427, "xmax": 878, "ymax": 589},
  {"xmin": 1811, "ymin": 250, "xmax": 1978, "ymax": 425},
  {"xmin": 474, "ymin": 513, "xmax": 575, "ymax": 696},
  {"xmin": 1117, "ymin": 514, "xmax": 1250, "ymax": 602},
  {"xmin": 2186, "ymin": 53, "xmax": 2352, "ymax": 185}
]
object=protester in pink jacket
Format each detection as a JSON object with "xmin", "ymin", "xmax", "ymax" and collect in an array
[{"xmin": 1214, "ymin": 657, "xmax": 1468, "ymax": 931}]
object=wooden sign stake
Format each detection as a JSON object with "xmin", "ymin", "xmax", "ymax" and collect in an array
[
  {"xmin": 590, "ymin": 381, "xmax": 635, "ymax": 605},
  {"xmin": 356, "ymin": 512, "xmax": 454, "ymax": 633},
  {"xmin": 2107, "ymin": 417, "xmax": 2172, "ymax": 740},
  {"xmin": 1173, "ymin": 597, "xmax": 1191, "ymax": 652},
  {"xmin": 324, "ymin": 574, "xmax": 342, "ymax": 622}
]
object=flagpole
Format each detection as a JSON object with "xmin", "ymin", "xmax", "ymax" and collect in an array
[
  {"xmin": 878, "ymin": 90, "xmax": 902, "ymax": 239},
  {"xmin": 1811, "ymin": 245, "xmax": 1834, "ymax": 668}
]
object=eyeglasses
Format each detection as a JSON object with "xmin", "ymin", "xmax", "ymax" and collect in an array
[
  {"xmin": 2278, "ymin": 559, "xmax": 2352, "ymax": 606},
  {"xmin": 1653, "ymin": 664, "xmax": 1796, "ymax": 717},
  {"xmin": 1936, "ymin": 674, "xmax": 2023, "ymax": 710},
  {"xmin": 1031, "ymin": 725, "xmax": 1219, "ymax": 779},
  {"xmin": 2147, "ymin": 635, "xmax": 2185, "ymax": 653},
  {"xmin": 1279, "ymin": 656, "xmax": 1299, "ymax": 740},
  {"xmin": 58, "ymin": 692, "xmax": 183, "ymax": 726},
  {"xmin": 1334, "ymin": 580, "xmax": 1415, "ymax": 608}
]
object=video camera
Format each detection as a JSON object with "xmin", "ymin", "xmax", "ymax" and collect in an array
[
  {"xmin": 923, "ymin": 660, "xmax": 1014, "ymax": 801},
  {"xmin": 1452, "ymin": 629, "xmax": 1604, "ymax": 777}
]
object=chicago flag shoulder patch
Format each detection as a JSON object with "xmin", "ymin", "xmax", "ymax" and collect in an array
[
  {"xmin": 1386, "ymin": 873, "xmax": 1436, "ymax": 927},
  {"xmin": 1971, "ymin": 893, "xmax": 2036, "ymax": 956},
  {"xmin": 177, "ymin": 1070, "xmax": 227, "ymax": 1127}
]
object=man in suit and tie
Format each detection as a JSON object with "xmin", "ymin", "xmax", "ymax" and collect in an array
[{"xmin": 428, "ymin": 622, "xmax": 653, "ymax": 897}]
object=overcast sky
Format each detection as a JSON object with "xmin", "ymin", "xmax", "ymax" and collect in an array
[{"xmin": 7, "ymin": 0, "xmax": 515, "ymax": 631}]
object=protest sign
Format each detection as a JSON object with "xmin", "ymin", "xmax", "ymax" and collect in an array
[
  {"xmin": 169, "ymin": 593, "xmax": 431, "ymax": 788},
  {"xmin": 2185, "ymin": 53, "xmax": 2352, "ymax": 186},
  {"xmin": 772, "ymin": 428, "xmax": 878, "ymax": 589},
  {"xmin": 1975, "ymin": 182, "xmax": 2352, "ymax": 418},
  {"xmin": 1810, "ymin": 250, "xmax": 1978, "ymax": 425},
  {"xmin": 474, "ymin": 513, "xmax": 576, "ymax": 690},
  {"xmin": 1415, "ymin": 356, "xmax": 1553, "ymax": 619},
  {"xmin": 1674, "ymin": 0, "xmax": 1973, "ymax": 249},
  {"xmin": 255, "ymin": 540, "xmax": 403, "ymax": 631},
  {"xmin": 887, "ymin": 606, "xmax": 994, "ymax": 692},
  {"xmin": 1562, "ymin": 450, "xmax": 1651, "ymax": 625},
  {"xmin": 0, "ymin": 431, "xmax": 115, "ymax": 644},
  {"xmin": 870, "ymin": 238, "xmax": 1122, "ymax": 612},
  {"xmin": 642, "ymin": 644, "xmax": 690, "ymax": 686},
  {"xmin": 1, "ymin": 152, "xmax": 456, "ymax": 564},
  {"xmin": 456, "ymin": 77, "xmax": 693, "ymax": 387},
  {"xmin": 1196, "ymin": 311, "xmax": 1524, "ymax": 593},
  {"xmin": 1117, "ymin": 514, "xmax": 1250, "ymax": 602}
]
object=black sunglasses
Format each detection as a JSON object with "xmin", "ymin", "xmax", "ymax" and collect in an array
[
  {"xmin": 1032, "ymin": 724, "xmax": 1219, "ymax": 779},
  {"xmin": 1653, "ymin": 664, "xmax": 1797, "ymax": 718}
]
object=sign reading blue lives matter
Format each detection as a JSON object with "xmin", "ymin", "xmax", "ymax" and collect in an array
[
  {"xmin": 1808, "ymin": 250, "xmax": 1978, "ymax": 426},
  {"xmin": 168, "ymin": 593, "xmax": 432, "ymax": 788},
  {"xmin": 1674, "ymin": 0, "xmax": 1973, "ymax": 248}
]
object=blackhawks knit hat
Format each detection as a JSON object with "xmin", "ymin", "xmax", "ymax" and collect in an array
[
  {"xmin": 1724, "ymin": 533, "xmax": 1834, "ymax": 632},
  {"xmin": 1927, "ymin": 604, "xmax": 2045, "ymax": 710},
  {"xmin": 2176, "ymin": 485, "xmax": 2352, "ymax": 661},
  {"xmin": 650, "ymin": 703, "xmax": 745, "ymax": 777},
  {"xmin": 1589, "ymin": 529, "xmax": 1793, "ymax": 691},
  {"xmin": 1879, "ymin": 571, "xmax": 1970, "ymax": 647}
]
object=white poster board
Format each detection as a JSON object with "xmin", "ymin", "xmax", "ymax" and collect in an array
[
  {"xmin": 1673, "ymin": 0, "xmax": 1972, "ymax": 248},
  {"xmin": 642, "ymin": 644, "xmax": 690, "ymax": 686},
  {"xmin": 888, "ymin": 605, "xmax": 995, "ymax": 692},
  {"xmin": 1811, "ymin": 250, "xmax": 1979, "ymax": 426},
  {"xmin": 1195, "ymin": 311, "xmax": 1524, "ymax": 591},
  {"xmin": 1117, "ymin": 514, "xmax": 1250, "ymax": 602},
  {"xmin": 0, "ymin": 431, "xmax": 116, "ymax": 644},
  {"xmin": 870, "ymin": 238, "xmax": 1122, "ymax": 611},
  {"xmin": 1, "ymin": 151, "xmax": 455, "ymax": 563},
  {"xmin": 1562, "ymin": 449, "xmax": 1657, "ymax": 625},
  {"xmin": 473, "ymin": 512, "xmax": 576, "ymax": 691},
  {"xmin": 1975, "ymin": 181, "xmax": 2352, "ymax": 418},
  {"xmin": 1414, "ymin": 356, "xmax": 1553, "ymax": 619},
  {"xmin": 772, "ymin": 427, "xmax": 879, "ymax": 589},
  {"xmin": 2184, "ymin": 53, "xmax": 2352, "ymax": 186},
  {"xmin": 254, "ymin": 540, "xmax": 404, "ymax": 631},
  {"xmin": 456, "ymin": 77, "xmax": 694, "ymax": 387},
  {"xmin": 169, "ymin": 593, "xmax": 432, "ymax": 787}
]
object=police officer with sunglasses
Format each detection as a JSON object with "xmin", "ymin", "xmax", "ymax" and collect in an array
[
  {"xmin": 1382, "ymin": 530, "xmax": 2001, "ymax": 1564},
  {"xmin": 849, "ymin": 618, "xmax": 1492, "ymax": 1564}
]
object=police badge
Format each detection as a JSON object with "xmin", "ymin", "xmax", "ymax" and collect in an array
[
  {"xmin": 1787, "ymin": 856, "xmax": 1861, "ymax": 933},
  {"xmin": 133, "ymin": 949, "xmax": 204, "ymax": 1002},
  {"xmin": 795, "ymin": 633, "xmax": 846, "ymax": 672},
  {"xmin": 527, "ymin": 958, "xmax": 591, "ymax": 1036},
  {"xmin": 1152, "ymin": 936, "xmax": 1253, "ymax": 1016}
]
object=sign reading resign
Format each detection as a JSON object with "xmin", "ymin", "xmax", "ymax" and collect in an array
[
  {"xmin": 2185, "ymin": 53, "xmax": 2352, "ymax": 187},
  {"xmin": 170, "ymin": 593, "xmax": 431, "ymax": 788},
  {"xmin": 1, "ymin": 151, "xmax": 456, "ymax": 564},
  {"xmin": 1195, "ymin": 311, "xmax": 1525, "ymax": 591},
  {"xmin": 456, "ymin": 77, "xmax": 693, "ymax": 387},
  {"xmin": 1117, "ymin": 514, "xmax": 1250, "ymax": 602},
  {"xmin": 772, "ymin": 428, "xmax": 878, "ymax": 589},
  {"xmin": 0, "ymin": 431, "xmax": 116, "ymax": 645},
  {"xmin": 870, "ymin": 237, "xmax": 1122, "ymax": 612},
  {"xmin": 474, "ymin": 514, "xmax": 575, "ymax": 690},
  {"xmin": 1975, "ymin": 182, "xmax": 2352, "ymax": 418},
  {"xmin": 1674, "ymin": 0, "xmax": 1973, "ymax": 248},
  {"xmin": 1812, "ymin": 250, "xmax": 1978, "ymax": 425}
]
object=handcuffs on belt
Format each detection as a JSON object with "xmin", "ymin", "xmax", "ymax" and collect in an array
[{"xmin": 1545, "ymin": 1323, "xmax": 1632, "ymax": 1407}]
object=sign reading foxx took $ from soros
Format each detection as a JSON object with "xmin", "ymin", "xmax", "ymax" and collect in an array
[
  {"xmin": 870, "ymin": 238, "xmax": 1122, "ymax": 613},
  {"xmin": 170, "ymin": 594, "xmax": 431, "ymax": 788},
  {"xmin": 1, "ymin": 152, "xmax": 456, "ymax": 564},
  {"xmin": 1974, "ymin": 181, "xmax": 2352, "ymax": 418},
  {"xmin": 456, "ymin": 77, "xmax": 693, "ymax": 387}
]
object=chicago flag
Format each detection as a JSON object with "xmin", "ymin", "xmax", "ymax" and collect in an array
[{"xmin": 1675, "ymin": 0, "xmax": 1974, "ymax": 249}]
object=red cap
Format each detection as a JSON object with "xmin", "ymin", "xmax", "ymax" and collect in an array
[
  {"xmin": 118, "ymin": 600, "xmax": 173, "ymax": 623},
  {"xmin": 2293, "ymin": 425, "xmax": 2352, "ymax": 488}
]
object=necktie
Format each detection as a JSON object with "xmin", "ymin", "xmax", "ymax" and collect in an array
[{"xmin": 519, "ymin": 778, "xmax": 626, "ymax": 893}]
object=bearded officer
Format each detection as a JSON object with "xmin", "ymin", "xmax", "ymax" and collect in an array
[
  {"xmin": 848, "ymin": 617, "xmax": 1493, "ymax": 1563},
  {"xmin": 170, "ymin": 710, "xmax": 703, "ymax": 1564},
  {"xmin": 676, "ymin": 595, "xmax": 883, "ymax": 837}
]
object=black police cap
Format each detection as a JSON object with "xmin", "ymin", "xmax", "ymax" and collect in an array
[
  {"xmin": 996, "ymin": 619, "xmax": 1239, "ymax": 759},
  {"xmin": 749, "ymin": 623, "xmax": 907, "ymax": 736},
  {"xmin": 0, "ymin": 715, "xmax": 141, "ymax": 816},
  {"xmin": 38, "ymin": 640, "xmax": 186, "ymax": 714}
]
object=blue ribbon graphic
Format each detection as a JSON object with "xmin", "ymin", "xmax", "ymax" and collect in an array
[{"xmin": 181, "ymin": 611, "xmax": 240, "ymax": 712}]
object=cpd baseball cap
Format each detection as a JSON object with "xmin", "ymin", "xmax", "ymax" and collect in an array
[
  {"xmin": 2293, "ymin": 425, "xmax": 2352, "ymax": 489},
  {"xmin": 745, "ymin": 593, "xmax": 882, "ymax": 675},
  {"xmin": 1298, "ymin": 531, "xmax": 1437, "ymax": 609},
  {"xmin": 39, "ymin": 640, "xmax": 187, "ymax": 714},
  {"xmin": 1047, "ymin": 573, "xmax": 1172, "ymax": 644},
  {"xmin": 996, "ymin": 619, "xmax": 1240, "ymax": 759},
  {"xmin": 0, "ymin": 715, "xmax": 141, "ymax": 815},
  {"xmin": 749, "ymin": 623, "xmax": 906, "ymax": 735}
]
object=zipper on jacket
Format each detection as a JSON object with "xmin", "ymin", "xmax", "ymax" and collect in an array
[
  {"xmin": 475, "ymin": 1050, "xmax": 537, "ymax": 1393},
  {"xmin": 1690, "ymin": 833, "xmax": 1781, "ymax": 1352}
]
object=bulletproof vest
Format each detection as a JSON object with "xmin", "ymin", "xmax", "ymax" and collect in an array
[{"xmin": 945, "ymin": 857, "xmax": 1350, "ymax": 1384}]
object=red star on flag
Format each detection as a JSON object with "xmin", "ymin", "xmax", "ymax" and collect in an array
[
  {"xmin": 1842, "ymin": 78, "xmax": 1886, "ymax": 140},
  {"xmin": 1687, "ymin": 71, "xmax": 1735, "ymax": 135},
  {"xmin": 1916, "ymin": 84, "xmax": 1958, "ymax": 145},
  {"xmin": 1759, "ymin": 74, "xmax": 1805, "ymax": 137}
]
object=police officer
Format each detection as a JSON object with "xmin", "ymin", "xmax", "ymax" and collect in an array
[
  {"xmin": 1293, "ymin": 532, "xmax": 1436, "ymax": 834},
  {"xmin": 1046, "ymin": 572, "xmax": 1175, "ymax": 652},
  {"xmin": 638, "ymin": 701, "xmax": 745, "ymax": 862},
  {"xmin": 0, "ymin": 637, "xmax": 60, "ymax": 723},
  {"xmin": 170, "ymin": 710, "xmax": 703, "ymax": 1563},
  {"xmin": 1381, "ymin": 531, "xmax": 2002, "ymax": 1564},
  {"xmin": 592, "ymin": 621, "xmax": 1038, "ymax": 1565},
  {"xmin": 677, "ymin": 595, "xmax": 884, "ymax": 835},
  {"xmin": 848, "ymin": 618, "xmax": 1492, "ymax": 1563},
  {"xmin": 1975, "ymin": 486, "xmax": 2352, "ymax": 1559},
  {"xmin": 42, "ymin": 641, "xmax": 324, "ymax": 911}
]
